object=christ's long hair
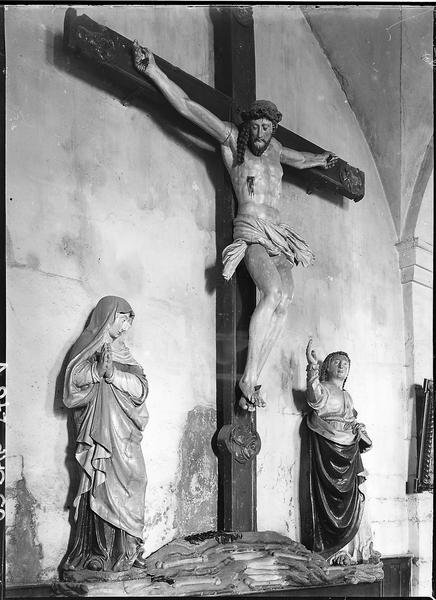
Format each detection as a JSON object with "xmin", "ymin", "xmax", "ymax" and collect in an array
[{"xmin": 236, "ymin": 100, "xmax": 282, "ymax": 166}]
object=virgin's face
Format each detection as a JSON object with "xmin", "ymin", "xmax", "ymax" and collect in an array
[
  {"xmin": 109, "ymin": 312, "xmax": 132, "ymax": 339},
  {"xmin": 327, "ymin": 354, "xmax": 350, "ymax": 381}
]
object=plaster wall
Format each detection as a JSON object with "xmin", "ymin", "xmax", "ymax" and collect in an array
[
  {"xmin": 303, "ymin": 6, "xmax": 433, "ymax": 238},
  {"xmin": 415, "ymin": 174, "xmax": 434, "ymax": 247},
  {"xmin": 253, "ymin": 3, "xmax": 410, "ymax": 560},
  {"xmin": 400, "ymin": 7, "xmax": 434, "ymax": 227},
  {"xmin": 302, "ymin": 6, "xmax": 403, "ymax": 234},
  {"xmin": 6, "ymin": 5, "xmax": 219, "ymax": 583}
]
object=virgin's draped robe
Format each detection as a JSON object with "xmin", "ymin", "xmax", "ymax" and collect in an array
[
  {"xmin": 305, "ymin": 365, "xmax": 366, "ymax": 558},
  {"xmin": 63, "ymin": 296, "xmax": 149, "ymax": 572}
]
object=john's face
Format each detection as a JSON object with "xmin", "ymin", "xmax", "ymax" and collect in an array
[
  {"xmin": 327, "ymin": 354, "xmax": 350, "ymax": 382},
  {"xmin": 109, "ymin": 312, "xmax": 132, "ymax": 339},
  {"xmin": 249, "ymin": 118, "xmax": 274, "ymax": 155}
]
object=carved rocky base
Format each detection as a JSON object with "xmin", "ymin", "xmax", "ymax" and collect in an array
[
  {"xmin": 61, "ymin": 566, "xmax": 150, "ymax": 583},
  {"xmin": 55, "ymin": 530, "xmax": 383, "ymax": 596}
]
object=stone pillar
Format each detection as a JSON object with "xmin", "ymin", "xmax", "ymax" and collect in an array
[
  {"xmin": 396, "ymin": 235, "xmax": 433, "ymax": 596},
  {"xmin": 407, "ymin": 492, "xmax": 433, "ymax": 596}
]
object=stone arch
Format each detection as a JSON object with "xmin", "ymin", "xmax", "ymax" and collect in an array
[{"xmin": 402, "ymin": 134, "xmax": 434, "ymax": 241}]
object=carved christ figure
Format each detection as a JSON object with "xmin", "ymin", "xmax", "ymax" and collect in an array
[{"xmin": 133, "ymin": 43, "xmax": 338, "ymax": 409}]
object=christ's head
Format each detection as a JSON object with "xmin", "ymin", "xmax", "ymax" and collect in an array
[{"xmin": 236, "ymin": 100, "xmax": 282, "ymax": 164}]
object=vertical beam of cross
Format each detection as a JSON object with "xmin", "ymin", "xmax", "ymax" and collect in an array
[{"xmin": 212, "ymin": 7, "xmax": 259, "ymax": 533}]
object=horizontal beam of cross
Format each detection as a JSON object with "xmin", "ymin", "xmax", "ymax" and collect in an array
[{"xmin": 64, "ymin": 9, "xmax": 365, "ymax": 202}]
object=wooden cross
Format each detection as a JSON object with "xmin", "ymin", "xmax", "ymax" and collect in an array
[{"xmin": 63, "ymin": 7, "xmax": 365, "ymax": 534}]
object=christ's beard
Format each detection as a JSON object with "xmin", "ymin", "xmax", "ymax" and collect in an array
[{"xmin": 249, "ymin": 138, "xmax": 271, "ymax": 156}]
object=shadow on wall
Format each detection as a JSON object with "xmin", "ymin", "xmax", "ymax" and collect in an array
[
  {"xmin": 290, "ymin": 388, "xmax": 312, "ymax": 549},
  {"xmin": 53, "ymin": 310, "xmax": 95, "ymax": 575},
  {"xmin": 51, "ymin": 30, "xmax": 223, "ymax": 200},
  {"xmin": 49, "ymin": 26, "xmax": 227, "ymax": 297},
  {"xmin": 298, "ymin": 415, "xmax": 313, "ymax": 550}
]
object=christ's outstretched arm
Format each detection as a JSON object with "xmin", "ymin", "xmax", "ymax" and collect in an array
[
  {"xmin": 133, "ymin": 42, "xmax": 232, "ymax": 145},
  {"xmin": 280, "ymin": 145, "xmax": 338, "ymax": 170}
]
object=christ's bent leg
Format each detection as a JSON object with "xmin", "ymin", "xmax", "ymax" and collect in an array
[
  {"xmin": 256, "ymin": 255, "xmax": 294, "ymax": 379},
  {"xmin": 239, "ymin": 244, "xmax": 284, "ymax": 406}
]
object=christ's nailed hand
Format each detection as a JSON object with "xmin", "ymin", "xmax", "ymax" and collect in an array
[
  {"xmin": 133, "ymin": 41, "xmax": 155, "ymax": 74},
  {"xmin": 324, "ymin": 152, "xmax": 339, "ymax": 169}
]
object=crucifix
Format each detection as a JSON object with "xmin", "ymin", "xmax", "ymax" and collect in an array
[{"xmin": 63, "ymin": 7, "xmax": 365, "ymax": 534}]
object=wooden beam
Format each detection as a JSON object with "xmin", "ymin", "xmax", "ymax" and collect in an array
[
  {"xmin": 63, "ymin": 8, "xmax": 365, "ymax": 202},
  {"xmin": 211, "ymin": 6, "xmax": 259, "ymax": 533},
  {"xmin": 63, "ymin": 8, "xmax": 231, "ymax": 120}
]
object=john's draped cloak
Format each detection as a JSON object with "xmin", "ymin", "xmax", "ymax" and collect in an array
[{"xmin": 305, "ymin": 367, "xmax": 366, "ymax": 557}]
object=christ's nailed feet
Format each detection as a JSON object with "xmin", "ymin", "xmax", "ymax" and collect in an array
[{"xmin": 239, "ymin": 383, "xmax": 266, "ymax": 411}]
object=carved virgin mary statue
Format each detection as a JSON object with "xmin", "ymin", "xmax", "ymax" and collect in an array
[{"xmin": 63, "ymin": 296, "xmax": 149, "ymax": 572}]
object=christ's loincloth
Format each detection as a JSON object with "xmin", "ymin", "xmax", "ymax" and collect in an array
[{"xmin": 222, "ymin": 214, "xmax": 315, "ymax": 280}]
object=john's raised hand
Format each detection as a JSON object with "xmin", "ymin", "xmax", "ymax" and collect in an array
[{"xmin": 306, "ymin": 338, "xmax": 318, "ymax": 365}]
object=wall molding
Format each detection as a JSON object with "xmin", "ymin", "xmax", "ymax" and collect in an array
[{"xmin": 396, "ymin": 237, "xmax": 433, "ymax": 289}]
